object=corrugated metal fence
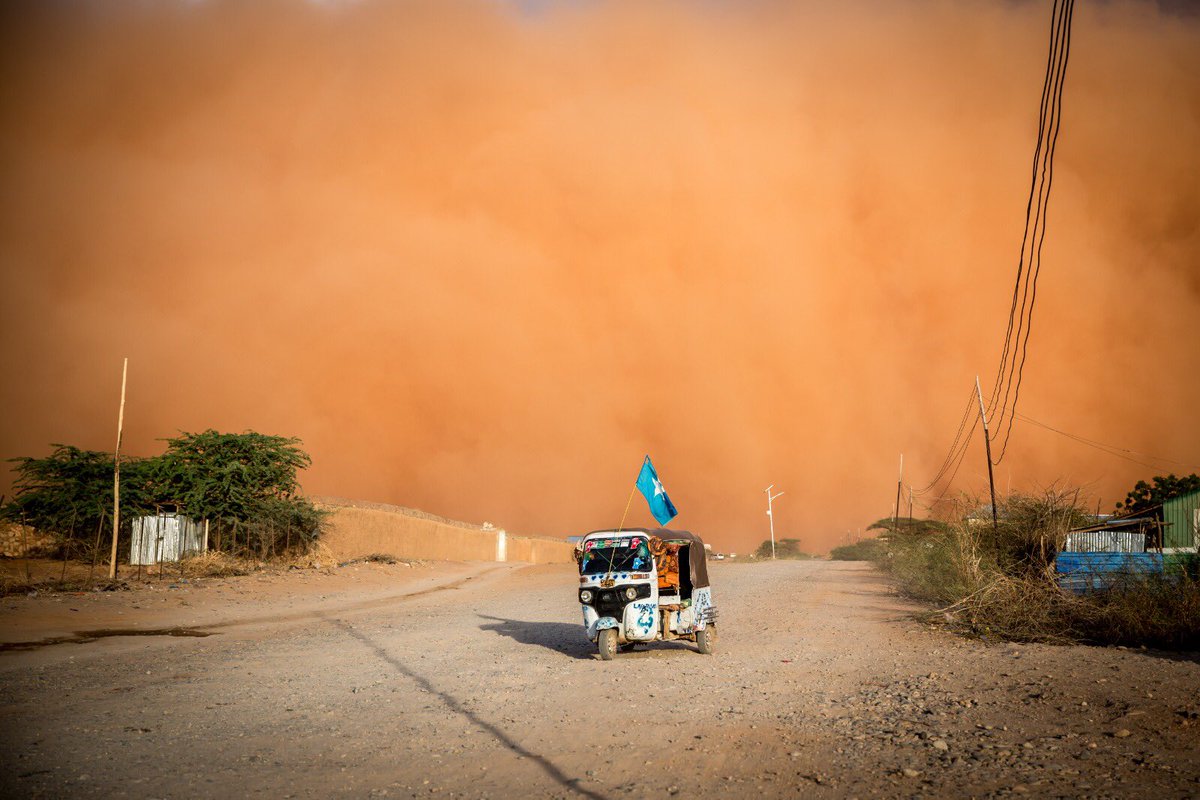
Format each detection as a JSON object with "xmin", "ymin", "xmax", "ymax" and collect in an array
[
  {"xmin": 1061, "ymin": 530, "xmax": 1145, "ymax": 553},
  {"xmin": 130, "ymin": 514, "xmax": 206, "ymax": 565},
  {"xmin": 1056, "ymin": 552, "xmax": 1164, "ymax": 593},
  {"xmin": 1162, "ymin": 489, "xmax": 1200, "ymax": 550}
]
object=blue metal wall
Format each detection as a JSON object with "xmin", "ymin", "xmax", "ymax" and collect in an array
[{"xmin": 1055, "ymin": 551, "xmax": 1164, "ymax": 593}]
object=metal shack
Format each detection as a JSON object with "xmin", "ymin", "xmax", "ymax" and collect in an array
[
  {"xmin": 1162, "ymin": 488, "xmax": 1200, "ymax": 552},
  {"xmin": 1057, "ymin": 489, "xmax": 1200, "ymax": 591},
  {"xmin": 130, "ymin": 511, "xmax": 207, "ymax": 565}
]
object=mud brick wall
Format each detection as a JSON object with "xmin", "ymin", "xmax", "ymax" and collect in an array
[
  {"xmin": 319, "ymin": 505, "xmax": 573, "ymax": 564},
  {"xmin": 0, "ymin": 523, "xmax": 56, "ymax": 557},
  {"xmin": 506, "ymin": 535, "xmax": 574, "ymax": 564}
]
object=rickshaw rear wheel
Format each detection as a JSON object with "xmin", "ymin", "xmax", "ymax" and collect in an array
[
  {"xmin": 598, "ymin": 628, "xmax": 618, "ymax": 660},
  {"xmin": 696, "ymin": 625, "xmax": 716, "ymax": 655}
]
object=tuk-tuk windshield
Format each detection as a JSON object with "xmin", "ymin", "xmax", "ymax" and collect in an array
[{"xmin": 580, "ymin": 538, "xmax": 652, "ymax": 575}]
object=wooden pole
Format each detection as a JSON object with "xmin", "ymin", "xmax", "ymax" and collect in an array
[
  {"xmin": 893, "ymin": 454, "xmax": 904, "ymax": 534},
  {"xmin": 88, "ymin": 511, "xmax": 104, "ymax": 585},
  {"xmin": 153, "ymin": 505, "xmax": 163, "ymax": 582},
  {"xmin": 20, "ymin": 511, "xmax": 31, "ymax": 581},
  {"xmin": 61, "ymin": 508, "xmax": 78, "ymax": 583},
  {"xmin": 974, "ymin": 376, "xmax": 1000, "ymax": 533},
  {"xmin": 180, "ymin": 509, "xmax": 187, "ymax": 581},
  {"xmin": 107, "ymin": 358, "xmax": 128, "ymax": 579}
]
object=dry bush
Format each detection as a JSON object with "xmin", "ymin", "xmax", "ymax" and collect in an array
[
  {"xmin": 991, "ymin": 488, "xmax": 1092, "ymax": 574},
  {"xmin": 829, "ymin": 539, "xmax": 888, "ymax": 561},
  {"xmin": 277, "ymin": 540, "xmax": 339, "ymax": 570},
  {"xmin": 340, "ymin": 553, "xmax": 400, "ymax": 565},
  {"xmin": 876, "ymin": 489, "xmax": 1200, "ymax": 650},
  {"xmin": 1078, "ymin": 571, "xmax": 1200, "ymax": 649},
  {"xmin": 932, "ymin": 569, "xmax": 1200, "ymax": 648},
  {"xmin": 178, "ymin": 551, "xmax": 254, "ymax": 578}
]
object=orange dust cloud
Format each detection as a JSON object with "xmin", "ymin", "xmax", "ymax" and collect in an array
[{"xmin": 1, "ymin": 1, "xmax": 1197, "ymax": 554}]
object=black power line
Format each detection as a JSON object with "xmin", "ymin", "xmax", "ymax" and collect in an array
[
  {"xmin": 991, "ymin": 0, "xmax": 1076, "ymax": 464},
  {"xmin": 986, "ymin": 0, "xmax": 1071, "ymax": 416},
  {"xmin": 909, "ymin": 0, "xmax": 1077, "ymax": 507},
  {"xmin": 1015, "ymin": 412, "xmax": 1200, "ymax": 472},
  {"xmin": 913, "ymin": 386, "xmax": 978, "ymax": 496},
  {"xmin": 984, "ymin": 0, "xmax": 1076, "ymax": 465}
]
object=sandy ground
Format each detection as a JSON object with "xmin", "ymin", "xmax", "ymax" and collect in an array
[{"xmin": 0, "ymin": 559, "xmax": 1197, "ymax": 799}]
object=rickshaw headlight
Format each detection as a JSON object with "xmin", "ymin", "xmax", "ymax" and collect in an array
[
  {"xmin": 579, "ymin": 589, "xmax": 593, "ymax": 604},
  {"xmin": 623, "ymin": 586, "xmax": 637, "ymax": 601}
]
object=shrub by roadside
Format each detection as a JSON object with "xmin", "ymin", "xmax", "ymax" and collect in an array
[
  {"xmin": 751, "ymin": 538, "xmax": 815, "ymax": 559},
  {"xmin": 829, "ymin": 539, "xmax": 888, "ymax": 561},
  {"xmin": 862, "ymin": 490, "xmax": 1199, "ymax": 650}
]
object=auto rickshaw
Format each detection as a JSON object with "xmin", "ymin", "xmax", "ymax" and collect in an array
[{"xmin": 574, "ymin": 528, "xmax": 717, "ymax": 660}]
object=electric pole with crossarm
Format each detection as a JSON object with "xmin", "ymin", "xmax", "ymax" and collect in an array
[{"xmin": 764, "ymin": 485, "xmax": 784, "ymax": 560}]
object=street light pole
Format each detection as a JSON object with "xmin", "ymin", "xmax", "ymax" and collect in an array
[{"xmin": 764, "ymin": 485, "xmax": 785, "ymax": 560}]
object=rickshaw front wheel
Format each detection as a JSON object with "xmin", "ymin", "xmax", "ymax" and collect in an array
[
  {"xmin": 598, "ymin": 628, "xmax": 617, "ymax": 660},
  {"xmin": 696, "ymin": 625, "xmax": 716, "ymax": 655}
]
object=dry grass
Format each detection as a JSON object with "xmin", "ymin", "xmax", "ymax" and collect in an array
[
  {"xmin": 925, "ymin": 569, "xmax": 1200, "ymax": 649},
  {"xmin": 339, "ymin": 552, "xmax": 402, "ymax": 565},
  {"xmin": 875, "ymin": 490, "xmax": 1200, "ymax": 650},
  {"xmin": 176, "ymin": 551, "xmax": 255, "ymax": 578},
  {"xmin": 0, "ymin": 540, "xmax": 351, "ymax": 596}
]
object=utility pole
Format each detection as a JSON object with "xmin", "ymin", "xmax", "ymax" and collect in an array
[
  {"xmin": 974, "ymin": 375, "xmax": 1000, "ymax": 533},
  {"xmin": 108, "ymin": 358, "xmax": 128, "ymax": 579},
  {"xmin": 893, "ymin": 454, "xmax": 903, "ymax": 534},
  {"xmin": 908, "ymin": 485, "xmax": 914, "ymax": 526},
  {"xmin": 764, "ymin": 485, "xmax": 784, "ymax": 560}
]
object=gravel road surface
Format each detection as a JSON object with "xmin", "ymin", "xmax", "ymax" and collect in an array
[{"xmin": 1, "ymin": 560, "xmax": 1197, "ymax": 799}]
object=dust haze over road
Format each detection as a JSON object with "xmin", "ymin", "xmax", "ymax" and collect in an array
[
  {"xmin": 1, "ymin": 1, "xmax": 1199, "ymax": 552},
  {"xmin": 1, "ymin": 560, "xmax": 1197, "ymax": 798}
]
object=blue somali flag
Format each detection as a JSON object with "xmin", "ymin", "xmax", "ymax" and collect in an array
[{"xmin": 635, "ymin": 455, "xmax": 678, "ymax": 526}]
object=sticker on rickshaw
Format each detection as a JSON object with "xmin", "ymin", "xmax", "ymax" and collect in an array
[{"xmin": 586, "ymin": 537, "xmax": 631, "ymax": 550}]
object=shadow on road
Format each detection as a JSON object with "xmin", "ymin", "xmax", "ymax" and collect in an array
[
  {"xmin": 478, "ymin": 615, "xmax": 704, "ymax": 661},
  {"xmin": 477, "ymin": 615, "xmax": 596, "ymax": 660},
  {"xmin": 325, "ymin": 616, "xmax": 609, "ymax": 800}
]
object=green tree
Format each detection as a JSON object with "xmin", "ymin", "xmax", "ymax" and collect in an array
[
  {"xmin": 2, "ymin": 431, "xmax": 325, "ymax": 559},
  {"xmin": 154, "ymin": 430, "xmax": 324, "ymax": 555},
  {"xmin": 1115, "ymin": 473, "xmax": 1200, "ymax": 515},
  {"xmin": 866, "ymin": 517, "xmax": 949, "ymax": 537},
  {"xmin": 753, "ymin": 537, "xmax": 812, "ymax": 559},
  {"xmin": 3, "ymin": 445, "xmax": 159, "ymax": 553}
]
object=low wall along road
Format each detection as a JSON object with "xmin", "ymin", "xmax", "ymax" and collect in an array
[
  {"xmin": 0, "ymin": 523, "xmax": 55, "ymax": 558},
  {"xmin": 316, "ymin": 499, "xmax": 574, "ymax": 564}
]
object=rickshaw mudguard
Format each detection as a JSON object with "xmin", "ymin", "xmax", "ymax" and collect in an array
[{"xmin": 584, "ymin": 607, "xmax": 620, "ymax": 642}]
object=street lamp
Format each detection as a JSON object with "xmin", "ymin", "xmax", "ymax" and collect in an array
[{"xmin": 764, "ymin": 485, "xmax": 785, "ymax": 560}]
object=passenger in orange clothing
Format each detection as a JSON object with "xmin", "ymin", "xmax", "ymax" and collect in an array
[{"xmin": 650, "ymin": 537, "xmax": 680, "ymax": 592}]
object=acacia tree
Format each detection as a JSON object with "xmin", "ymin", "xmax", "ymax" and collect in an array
[
  {"xmin": 3, "ymin": 446, "xmax": 158, "ymax": 555},
  {"xmin": 1115, "ymin": 473, "xmax": 1200, "ymax": 515},
  {"xmin": 2, "ymin": 432, "xmax": 325, "ymax": 558},
  {"xmin": 753, "ymin": 538, "xmax": 812, "ymax": 559},
  {"xmin": 153, "ymin": 430, "xmax": 324, "ymax": 555}
]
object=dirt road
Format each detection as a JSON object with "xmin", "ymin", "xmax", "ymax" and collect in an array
[{"xmin": 1, "ymin": 560, "xmax": 1197, "ymax": 799}]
